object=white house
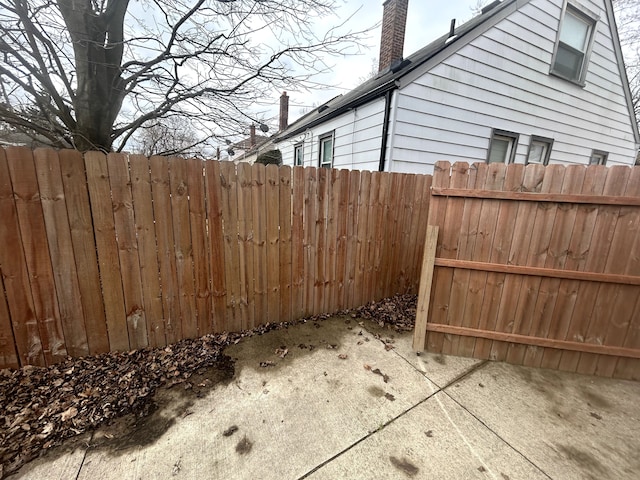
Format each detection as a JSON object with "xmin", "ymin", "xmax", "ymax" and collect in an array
[{"xmin": 273, "ymin": 0, "xmax": 640, "ymax": 173}]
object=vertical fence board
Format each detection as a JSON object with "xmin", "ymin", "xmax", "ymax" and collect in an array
[
  {"xmin": 399, "ymin": 174, "xmax": 419, "ymax": 294},
  {"xmin": 34, "ymin": 149, "xmax": 89, "ymax": 358},
  {"xmin": 59, "ymin": 150, "xmax": 109, "ymax": 354},
  {"xmin": 375, "ymin": 172, "xmax": 393, "ymax": 300},
  {"xmin": 169, "ymin": 157, "xmax": 197, "ymax": 339},
  {"xmin": 502, "ymin": 164, "xmax": 546, "ymax": 365},
  {"xmin": 519, "ymin": 164, "xmax": 566, "ymax": 367},
  {"xmin": 251, "ymin": 163, "xmax": 267, "ymax": 327},
  {"xmin": 430, "ymin": 162, "xmax": 467, "ymax": 354},
  {"xmin": 365, "ymin": 171, "xmax": 381, "ymax": 303},
  {"xmin": 556, "ymin": 166, "xmax": 608, "ymax": 372},
  {"xmin": 266, "ymin": 165, "xmax": 281, "ymax": 322},
  {"xmin": 0, "ymin": 149, "xmax": 35, "ymax": 367},
  {"xmin": 108, "ymin": 153, "xmax": 148, "ymax": 349},
  {"xmin": 482, "ymin": 164, "xmax": 525, "ymax": 361},
  {"xmin": 291, "ymin": 167, "xmax": 305, "ymax": 319},
  {"xmin": 0, "ymin": 274, "xmax": 19, "ymax": 368},
  {"xmin": 345, "ymin": 170, "xmax": 360, "ymax": 309},
  {"xmin": 303, "ymin": 167, "xmax": 317, "ymax": 316},
  {"xmin": 8, "ymin": 148, "xmax": 67, "ymax": 364},
  {"xmin": 458, "ymin": 162, "xmax": 503, "ymax": 358},
  {"xmin": 384, "ymin": 173, "xmax": 404, "ymax": 298},
  {"xmin": 446, "ymin": 163, "xmax": 485, "ymax": 356},
  {"xmin": 279, "ymin": 166, "xmax": 293, "ymax": 323},
  {"xmin": 187, "ymin": 159, "xmax": 211, "ymax": 336},
  {"xmin": 314, "ymin": 168, "xmax": 329, "ymax": 314},
  {"xmin": 595, "ymin": 168, "xmax": 640, "ymax": 376},
  {"xmin": 574, "ymin": 167, "xmax": 629, "ymax": 375},
  {"xmin": 220, "ymin": 161, "xmax": 242, "ymax": 330},
  {"xmin": 204, "ymin": 160, "xmax": 227, "ymax": 332},
  {"xmin": 354, "ymin": 171, "xmax": 371, "ymax": 308},
  {"xmin": 150, "ymin": 156, "xmax": 181, "ymax": 343},
  {"xmin": 405, "ymin": 174, "xmax": 429, "ymax": 295},
  {"xmin": 325, "ymin": 169, "xmax": 340, "ymax": 313},
  {"xmin": 334, "ymin": 170, "xmax": 350, "ymax": 310},
  {"xmin": 130, "ymin": 155, "xmax": 166, "ymax": 347},
  {"xmin": 425, "ymin": 161, "xmax": 451, "ymax": 353},
  {"xmin": 85, "ymin": 151, "xmax": 129, "ymax": 351},
  {"xmin": 237, "ymin": 163, "xmax": 255, "ymax": 330}
]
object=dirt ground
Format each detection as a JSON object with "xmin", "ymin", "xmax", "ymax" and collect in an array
[{"xmin": 0, "ymin": 294, "xmax": 417, "ymax": 479}]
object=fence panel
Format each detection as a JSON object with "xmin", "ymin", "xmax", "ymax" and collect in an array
[
  {"xmin": 0, "ymin": 147, "xmax": 431, "ymax": 368},
  {"xmin": 415, "ymin": 161, "xmax": 640, "ymax": 381}
]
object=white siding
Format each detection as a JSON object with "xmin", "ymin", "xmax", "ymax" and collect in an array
[
  {"xmin": 388, "ymin": 0, "xmax": 638, "ymax": 175},
  {"xmin": 278, "ymin": 98, "xmax": 385, "ymax": 171}
]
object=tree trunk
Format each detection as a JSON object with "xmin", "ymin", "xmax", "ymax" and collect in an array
[{"xmin": 56, "ymin": 0, "xmax": 129, "ymax": 151}]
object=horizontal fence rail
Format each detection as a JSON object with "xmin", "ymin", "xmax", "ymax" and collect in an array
[{"xmin": 0, "ymin": 147, "xmax": 431, "ymax": 368}]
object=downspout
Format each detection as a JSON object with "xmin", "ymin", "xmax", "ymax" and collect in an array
[{"xmin": 378, "ymin": 89, "xmax": 393, "ymax": 172}]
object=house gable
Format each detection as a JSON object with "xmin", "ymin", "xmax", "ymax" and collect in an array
[{"xmin": 386, "ymin": 0, "xmax": 639, "ymax": 173}]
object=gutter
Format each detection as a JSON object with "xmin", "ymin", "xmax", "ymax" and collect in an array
[
  {"xmin": 378, "ymin": 89, "xmax": 393, "ymax": 172},
  {"xmin": 274, "ymin": 80, "xmax": 397, "ymax": 143}
]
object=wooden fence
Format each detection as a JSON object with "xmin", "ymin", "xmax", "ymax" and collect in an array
[
  {"xmin": 413, "ymin": 161, "xmax": 640, "ymax": 381},
  {"xmin": 0, "ymin": 147, "xmax": 431, "ymax": 369}
]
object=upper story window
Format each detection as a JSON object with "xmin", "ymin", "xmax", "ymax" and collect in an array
[
  {"xmin": 487, "ymin": 129, "xmax": 519, "ymax": 164},
  {"xmin": 294, "ymin": 143, "xmax": 304, "ymax": 166},
  {"xmin": 550, "ymin": 4, "xmax": 597, "ymax": 85},
  {"xmin": 318, "ymin": 132, "xmax": 334, "ymax": 168}
]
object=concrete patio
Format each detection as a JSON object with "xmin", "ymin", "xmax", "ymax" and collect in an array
[{"xmin": 10, "ymin": 316, "xmax": 640, "ymax": 479}]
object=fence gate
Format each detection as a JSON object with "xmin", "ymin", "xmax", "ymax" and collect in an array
[{"xmin": 413, "ymin": 161, "xmax": 640, "ymax": 381}]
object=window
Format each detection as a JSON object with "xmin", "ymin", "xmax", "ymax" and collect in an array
[
  {"xmin": 589, "ymin": 150, "xmax": 608, "ymax": 165},
  {"xmin": 526, "ymin": 136, "xmax": 554, "ymax": 165},
  {"xmin": 318, "ymin": 132, "xmax": 334, "ymax": 168},
  {"xmin": 551, "ymin": 4, "xmax": 597, "ymax": 85},
  {"xmin": 294, "ymin": 143, "xmax": 304, "ymax": 166},
  {"xmin": 487, "ymin": 130, "xmax": 519, "ymax": 164}
]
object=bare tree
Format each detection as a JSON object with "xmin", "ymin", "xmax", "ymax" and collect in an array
[
  {"xmin": 0, "ymin": 0, "xmax": 367, "ymax": 152},
  {"xmin": 134, "ymin": 116, "xmax": 200, "ymax": 157}
]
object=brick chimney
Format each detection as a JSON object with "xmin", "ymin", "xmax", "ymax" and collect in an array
[
  {"xmin": 378, "ymin": 0, "xmax": 409, "ymax": 73},
  {"xmin": 250, "ymin": 124, "xmax": 256, "ymax": 147},
  {"xmin": 279, "ymin": 91, "xmax": 289, "ymax": 131}
]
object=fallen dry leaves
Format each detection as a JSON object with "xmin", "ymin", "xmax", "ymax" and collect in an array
[{"xmin": 0, "ymin": 294, "xmax": 417, "ymax": 478}]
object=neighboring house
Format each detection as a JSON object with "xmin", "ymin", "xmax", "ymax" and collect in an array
[
  {"xmin": 224, "ymin": 123, "xmax": 271, "ymax": 164},
  {"xmin": 230, "ymin": 92, "xmax": 290, "ymax": 164},
  {"xmin": 274, "ymin": 0, "xmax": 640, "ymax": 173}
]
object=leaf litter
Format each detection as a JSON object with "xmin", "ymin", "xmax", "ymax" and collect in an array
[{"xmin": 0, "ymin": 294, "xmax": 417, "ymax": 478}]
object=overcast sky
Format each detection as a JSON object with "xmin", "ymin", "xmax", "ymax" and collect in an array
[{"xmin": 274, "ymin": 0, "xmax": 483, "ymax": 125}]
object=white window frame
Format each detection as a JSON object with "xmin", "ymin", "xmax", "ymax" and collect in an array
[
  {"xmin": 318, "ymin": 132, "xmax": 334, "ymax": 169},
  {"xmin": 550, "ymin": 2, "xmax": 598, "ymax": 86},
  {"xmin": 589, "ymin": 149, "xmax": 608, "ymax": 166},
  {"xmin": 487, "ymin": 129, "xmax": 519, "ymax": 164},
  {"xmin": 293, "ymin": 142, "xmax": 304, "ymax": 166},
  {"xmin": 526, "ymin": 136, "xmax": 554, "ymax": 166}
]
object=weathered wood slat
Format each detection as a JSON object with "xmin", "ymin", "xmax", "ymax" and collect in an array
[
  {"xmin": 130, "ymin": 155, "xmax": 166, "ymax": 347},
  {"xmin": 236, "ymin": 163, "xmax": 255, "ymax": 330},
  {"xmin": 412, "ymin": 225, "xmax": 439, "ymax": 351},
  {"xmin": 204, "ymin": 160, "xmax": 227, "ymax": 332},
  {"xmin": 290, "ymin": 167, "xmax": 305, "ymax": 319},
  {"xmin": 34, "ymin": 149, "xmax": 89, "ymax": 358},
  {"xmin": 150, "ymin": 156, "xmax": 181, "ymax": 344},
  {"xmin": 85, "ymin": 151, "xmax": 129, "ymax": 352},
  {"xmin": 279, "ymin": 166, "xmax": 293, "ymax": 323},
  {"xmin": 108, "ymin": 153, "xmax": 148, "ymax": 349},
  {"xmin": 59, "ymin": 150, "xmax": 109, "ymax": 355},
  {"xmin": 266, "ymin": 165, "xmax": 281, "ymax": 323},
  {"xmin": 187, "ymin": 158, "xmax": 211, "ymax": 337}
]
